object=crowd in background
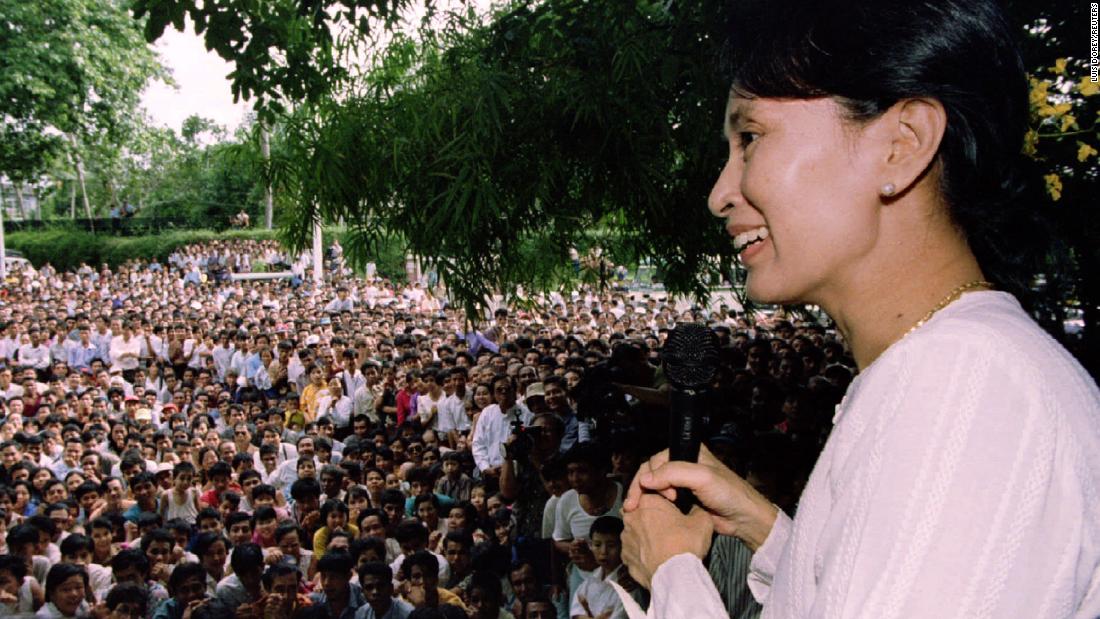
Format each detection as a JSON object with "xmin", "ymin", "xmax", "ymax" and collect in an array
[{"xmin": 0, "ymin": 239, "xmax": 853, "ymax": 619}]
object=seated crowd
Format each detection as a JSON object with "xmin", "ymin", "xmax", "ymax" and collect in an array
[{"xmin": 0, "ymin": 240, "xmax": 852, "ymax": 618}]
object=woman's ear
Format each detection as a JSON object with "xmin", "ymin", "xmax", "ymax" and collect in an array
[{"xmin": 877, "ymin": 98, "xmax": 947, "ymax": 199}]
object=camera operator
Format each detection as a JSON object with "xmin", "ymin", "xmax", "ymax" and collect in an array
[
  {"xmin": 500, "ymin": 413, "xmax": 565, "ymax": 539},
  {"xmin": 470, "ymin": 375, "xmax": 532, "ymax": 479}
]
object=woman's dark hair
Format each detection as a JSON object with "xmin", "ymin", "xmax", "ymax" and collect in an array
[
  {"xmin": 192, "ymin": 532, "xmax": 228, "ymax": 559},
  {"xmin": 106, "ymin": 583, "xmax": 148, "ymax": 614},
  {"xmin": 723, "ymin": 0, "xmax": 1038, "ymax": 298},
  {"xmin": 274, "ymin": 523, "xmax": 301, "ymax": 544},
  {"xmin": 401, "ymin": 550, "xmax": 439, "ymax": 581},
  {"xmin": 111, "ymin": 548, "xmax": 150, "ymax": 577},
  {"xmin": 468, "ymin": 570, "xmax": 503, "ymax": 604},
  {"xmin": 45, "ymin": 562, "xmax": 88, "ymax": 603},
  {"xmin": 167, "ymin": 562, "xmax": 207, "ymax": 597},
  {"xmin": 356, "ymin": 507, "xmax": 389, "ymax": 529},
  {"xmin": 0, "ymin": 554, "xmax": 28, "ymax": 581},
  {"xmin": 319, "ymin": 498, "xmax": 349, "ymax": 523},
  {"xmin": 60, "ymin": 533, "xmax": 94, "ymax": 557}
]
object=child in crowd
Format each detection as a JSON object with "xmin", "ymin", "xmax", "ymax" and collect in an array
[{"xmin": 570, "ymin": 517, "xmax": 645, "ymax": 619}]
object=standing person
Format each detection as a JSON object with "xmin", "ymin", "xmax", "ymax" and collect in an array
[
  {"xmin": 470, "ymin": 376, "xmax": 531, "ymax": 479},
  {"xmin": 414, "ymin": 371, "xmax": 445, "ymax": 433},
  {"xmin": 300, "ymin": 365, "xmax": 328, "ymax": 424},
  {"xmin": 437, "ymin": 368, "xmax": 469, "ymax": 449},
  {"xmin": 620, "ymin": 2, "xmax": 1100, "ymax": 618},
  {"xmin": 552, "ymin": 444, "xmax": 622, "ymax": 605}
]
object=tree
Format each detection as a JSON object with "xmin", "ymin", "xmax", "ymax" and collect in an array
[
  {"xmin": 0, "ymin": 0, "xmax": 167, "ymax": 217},
  {"xmin": 135, "ymin": 0, "xmax": 1100, "ymax": 375},
  {"xmin": 267, "ymin": 1, "xmax": 737, "ymax": 318},
  {"xmin": 1006, "ymin": 1, "xmax": 1100, "ymax": 374},
  {"xmin": 131, "ymin": 0, "xmax": 420, "ymax": 120}
]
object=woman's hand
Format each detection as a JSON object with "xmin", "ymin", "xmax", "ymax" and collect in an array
[
  {"xmin": 622, "ymin": 494, "xmax": 713, "ymax": 589},
  {"xmin": 623, "ymin": 444, "xmax": 778, "ymax": 551}
]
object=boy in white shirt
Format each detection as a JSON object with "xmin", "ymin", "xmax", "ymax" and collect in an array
[{"xmin": 570, "ymin": 517, "xmax": 645, "ymax": 619}]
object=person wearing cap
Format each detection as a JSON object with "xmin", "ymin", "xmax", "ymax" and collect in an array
[{"xmin": 522, "ymin": 383, "xmax": 547, "ymax": 415}]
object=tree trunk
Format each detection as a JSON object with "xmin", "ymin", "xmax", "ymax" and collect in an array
[
  {"xmin": 0, "ymin": 182, "xmax": 6, "ymax": 279},
  {"xmin": 67, "ymin": 133, "xmax": 94, "ymax": 230},
  {"xmin": 70, "ymin": 180, "xmax": 76, "ymax": 219},
  {"xmin": 32, "ymin": 185, "xmax": 41, "ymax": 220},
  {"xmin": 13, "ymin": 182, "xmax": 26, "ymax": 220},
  {"xmin": 261, "ymin": 125, "xmax": 273, "ymax": 229}
]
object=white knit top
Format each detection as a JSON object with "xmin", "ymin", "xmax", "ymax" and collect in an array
[{"xmin": 626, "ymin": 292, "xmax": 1100, "ymax": 619}]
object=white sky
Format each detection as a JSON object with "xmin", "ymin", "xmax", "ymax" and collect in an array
[
  {"xmin": 141, "ymin": 28, "xmax": 249, "ymax": 134},
  {"xmin": 140, "ymin": 1, "xmax": 495, "ymax": 136}
]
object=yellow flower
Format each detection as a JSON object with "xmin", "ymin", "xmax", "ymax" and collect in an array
[
  {"xmin": 1038, "ymin": 102, "xmax": 1072, "ymax": 117},
  {"xmin": 1050, "ymin": 58, "xmax": 1067, "ymax": 74},
  {"xmin": 1029, "ymin": 78, "xmax": 1050, "ymax": 107},
  {"xmin": 1044, "ymin": 173, "xmax": 1063, "ymax": 201},
  {"xmin": 1023, "ymin": 129, "xmax": 1039, "ymax": 157},
  {"xmin": 1060, "ymin": 114, "xmax": 1077, "ymax": 132},
  {"xmin": 1079, "ymin": 77, "xmax": 1100, "ymax": 97},
  {"xmin": 1077, "ymin": 142, "xmax": 1098, "ymax": 162}
]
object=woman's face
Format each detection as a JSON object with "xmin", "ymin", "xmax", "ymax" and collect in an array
[
  {"xmin": 366, "ymin": 471, "xmax": 384, "ymax": 493},
  {"xmin": 14, "ymin": 485, "xmax": 29, "ymax": 508},
  {"xmin": 297, "ymin": 459, "xmax": 316, "ymax": 478},
  {"xmin": 33, "ymin": 469, "xmax": 51, "ymax": 489},
  {"xmin": 53, "ymin": 574, "xmax": 86, "ymax": 616},
  {"xmin": 707, "ymin": 96, "xmax": 885, "ymax": 305},
  {"xmin": 66, "ymin": 474, "xmax": 85, "ymax": 492},
  {"xmin": 447, "ymin": 508, "xmax": 467, "ymax": 532},
  {"xmin": 278, "ymin": 530, "xmax": 301, "ymax": 557},
  {"xmin": 326, "ymin": 510, "xmax": 347, "ymax": 530},
  {"xmin": 91, "ymin": 526, "xmax": 112, "ymax": 550},
  {"xmin": 473, "ymin": 386, "xmax": 492, "ymax": 410}
]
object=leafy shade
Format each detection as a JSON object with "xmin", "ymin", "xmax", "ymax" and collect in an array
[
  {"xmin": 0, "ymin": 0, "xmax": 166, "ymax": 181},
  {"xmin": 276, "ymin": 1, "xmax": 738, "ymax": 317},
  {"xmin": 132, "ymin": 0, "xmax": 419, "ymax": 121}
]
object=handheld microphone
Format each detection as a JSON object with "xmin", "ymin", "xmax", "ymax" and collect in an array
[{"xmin": 662, "ymin": 322, "xmax": 720, "ymax": 514}]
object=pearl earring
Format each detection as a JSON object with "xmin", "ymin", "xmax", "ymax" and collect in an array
[{"xmin": 881, "ymin": 182, "xmax": 897, "ymax": 197}]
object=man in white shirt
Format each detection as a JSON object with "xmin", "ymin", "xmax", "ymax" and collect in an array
[
  {"xmin": 352, "ymin": 362, "xmax": 380, "ymax": 423},
  {"xmin": 109, "ymin": 322, "xmax": 142, "ymax": 373},
  {"xmin": 415, "ymin": 369, "xmax": 446, "ymax": 432},
  {"xmin": 471, "ymin": 376, "xmax": 531, "ymax": 476},
  {"xmin": 316, "ymin": 380, "xmax": 353, "ymax": 431},
  {"xmin": 437, "ymin": 367, "xmax": 470, "ymax": 448},
  {"xmin": 17, "ymin": 329, "xmax": 51, "ymax": 374},
  {"xmin": 212, "ymin": 332, "xmax": 235, "ymax": 382}
]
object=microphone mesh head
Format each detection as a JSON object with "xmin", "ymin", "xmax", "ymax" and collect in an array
[{"xmin": 662, "ymin": 323, "xmax": 720, "ymax": 389}]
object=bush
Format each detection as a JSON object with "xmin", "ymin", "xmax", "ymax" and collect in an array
[{"xmin": 5, "ymin": 227, "xmax": 279, "ymax": 271}]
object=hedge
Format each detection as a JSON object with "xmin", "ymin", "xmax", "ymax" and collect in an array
[
  {"xmin": 5, "ymin": 226, "xmax": 408, "ymax": 280},
  {"xmin": 4, "ymin": 228, "xmax": 280, "ymax": 272}
]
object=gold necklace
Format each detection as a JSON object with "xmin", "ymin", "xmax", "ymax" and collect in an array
[{"xmin": 904, "ymin": 279, "xmax": 993, "ymax": 338}]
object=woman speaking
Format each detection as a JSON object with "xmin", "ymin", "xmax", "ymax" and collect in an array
[{"xmin": 620, "ymin": 1, "xmax": 1100, "ymax": 617}]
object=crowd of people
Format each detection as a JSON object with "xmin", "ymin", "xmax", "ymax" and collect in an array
[{"xmin": 0, "ymin": 239, "xmax": 853, "ymax": 619}]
